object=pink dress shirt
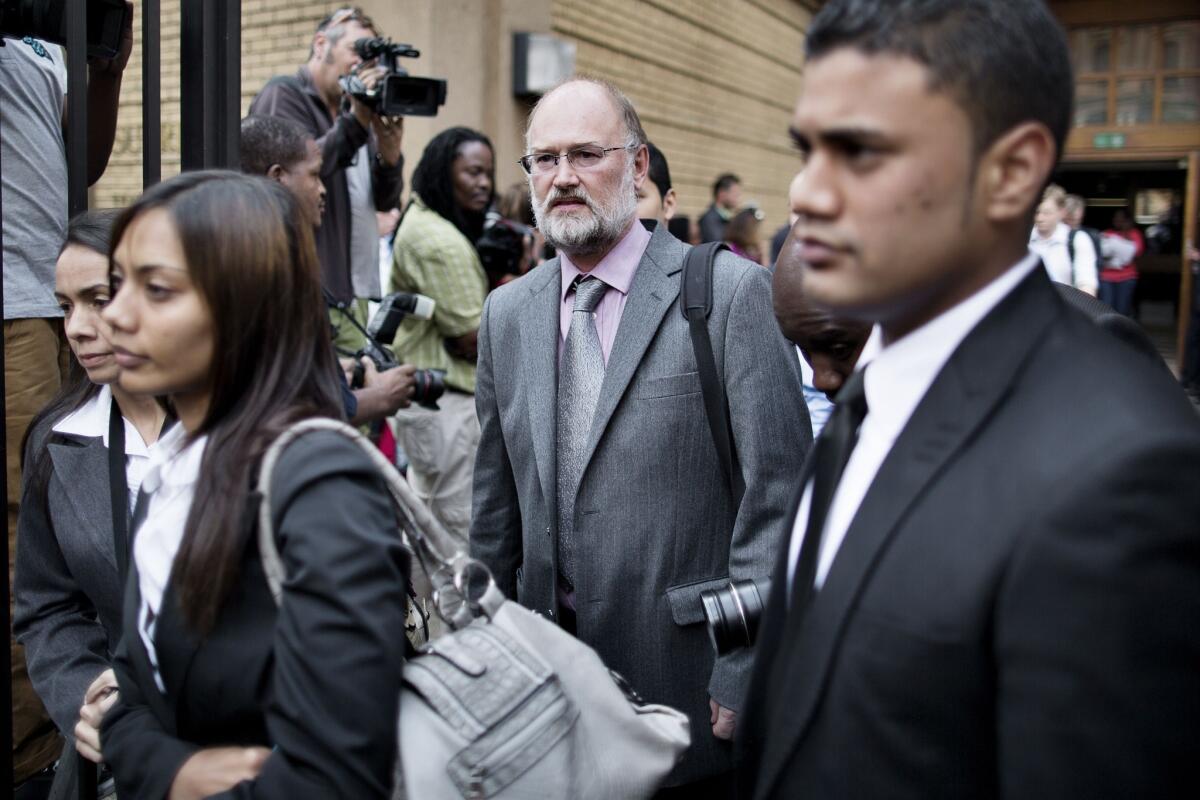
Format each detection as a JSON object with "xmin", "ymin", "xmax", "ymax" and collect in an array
[{"xmin": 558, "ymin": 221, "xmax": 652, "ymax": 364}]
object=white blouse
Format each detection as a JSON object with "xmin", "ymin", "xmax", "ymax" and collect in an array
[{"xmin": 133, "ymin": 423, "xmax": 208, "ymax": 692}]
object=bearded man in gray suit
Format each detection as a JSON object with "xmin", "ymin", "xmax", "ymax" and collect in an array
[{"xmin": 470, "ymin": 77, "xmax": 811, "ymax": 796}]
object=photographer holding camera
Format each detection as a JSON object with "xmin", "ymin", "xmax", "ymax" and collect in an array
[
  {"xmin": 248, "ymin": 6, "xmax": 404, "ymax": 353},
  {"xmin": 389, "ymin": 127, "xmax": 494, "ymax": 546}
]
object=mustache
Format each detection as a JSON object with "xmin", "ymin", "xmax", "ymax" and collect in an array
[{"xmin": 542, "ymin": 187, "xmax": 597, "ymax": 212}]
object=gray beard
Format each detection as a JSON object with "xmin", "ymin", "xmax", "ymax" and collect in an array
[{"xmin": 532, "ymin": 167, "xmax": 638, "ymax": 258}]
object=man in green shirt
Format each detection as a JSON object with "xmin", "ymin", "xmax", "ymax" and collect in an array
[{"xmin": 390, "ymin": 127, "xmax": 493, "ymax": 543}]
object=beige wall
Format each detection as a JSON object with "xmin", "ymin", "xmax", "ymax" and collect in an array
[
  {"xmin": 92, "ymin": 0, "xmax": 816, "ymax": 252},
  {"xmin": 552, "ymin": 0, "xmax": 814, "ymax": 241}
]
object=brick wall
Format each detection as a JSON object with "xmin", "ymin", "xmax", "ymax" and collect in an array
[
  {"xmin": 92, "ymin": 0, "xmax": 816, "ymax": 252},
  {"xmin": 552, "ymin": 0, "xmax": 814, "ymax": 245},
  {"xmin": 91, "ymin": 0, "xmax": 336, "ymax": 209}
]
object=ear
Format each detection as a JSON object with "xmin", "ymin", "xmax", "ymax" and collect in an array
[
  {"xmin": 311, "ymin": 32, "xmax": 328, "ymax": 62},
  {"xmin": 266, "ymin": 164, "xmax": 287, "ymax": 183},
  {"xmin": 631, "ymin": 143, "xmax": 650, "ymax": 191},
  {"xmin": 662, "ymin": 188, "xmax": 678, "ymax": 221},
  {"xmin": 976, "ymin": 121, "xmax": 1058, "ymax": 226}
]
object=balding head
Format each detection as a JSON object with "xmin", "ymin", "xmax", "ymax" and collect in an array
[{"xmin": 523, "ymin": 78, "xmax": 650, "ymax": 267}]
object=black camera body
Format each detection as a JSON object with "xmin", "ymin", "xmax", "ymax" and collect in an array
[
  {"xmin": 350, "ymin": 292, "xmax": 445, "ymax": 410},
  {"xmin": 339, "ymin": 36, "xmax": 446, "ymax": 118},
  {"xmin": 1, "ymin": 0, "xmax": 128, "ymax": 59},
  {"xmin": 477, "ymin": 209, "xmax": 535, "ymax": 289}
]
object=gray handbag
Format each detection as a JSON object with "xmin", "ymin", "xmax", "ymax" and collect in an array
[{"xmin": 255, "ymin": 418, "xmax": 691, "ymax": 800}]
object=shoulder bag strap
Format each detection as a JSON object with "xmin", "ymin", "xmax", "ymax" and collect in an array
[
  {"xmin": 107, "ymin": 395, "xmax": 129, "ymax": 581},
  {"xmin": 680, "ymin": 242, "xmax": 745, "ymax": 503}
]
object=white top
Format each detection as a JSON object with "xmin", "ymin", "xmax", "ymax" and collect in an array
[
  {"xmin": 133, "ymin": 423, "xmax": 208, "ymax": 692},
  {"xmin": 1029, "ymin": 222, "xmax": 1097, "ymax": 292},
  {"xmin": 786, "ymin": 251, "xmax": 1042, "ymax": 600},
  {"xmin": 347, "ymin": 144, "xmax": 381, "ymax": 298},
  {"xmin": 52, "ymin": 384, "xmax": 158, "ymax": 514}
]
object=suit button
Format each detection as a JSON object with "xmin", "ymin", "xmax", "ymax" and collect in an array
[
  {"xmin": 545, "ymin": 526, "xmax": 550, "ymax": 537},
  {"xmin": 547, "ymin": 609, "xmax": 555, "ymax": 618}
]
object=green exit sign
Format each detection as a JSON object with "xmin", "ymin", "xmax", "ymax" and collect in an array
[{"xmin": 1093, "ymin": 133, "xmax": 1127, "ymax": 149}]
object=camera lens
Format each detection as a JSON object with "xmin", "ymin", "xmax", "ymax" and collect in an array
[
  {"xmin": 700, "ymin": 578, "xmax": 771, "ymax": 655},
  {"xmin": 412, "ymin": 368, "xmax": 446, "ymax": 410}
]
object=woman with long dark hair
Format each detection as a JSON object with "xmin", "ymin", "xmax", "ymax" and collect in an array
[
  {"xmin": 388, "ymin": 126, "xmax": 493, "ymax": 549},
  {"xmin": 97, "ymin": 171, "xmax": 408, "ymax": 799},
  {"xmin": 14, "ymin": 209, "xmax": 168, "ymax": 773}
]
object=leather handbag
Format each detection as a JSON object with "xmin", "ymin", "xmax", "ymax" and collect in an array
[{"xmin": 255, "ymin": 418, "xmax": 692, "ymax": 799}]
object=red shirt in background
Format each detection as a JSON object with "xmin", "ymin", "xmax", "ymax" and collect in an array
[{"xmin": 1101, "ymin": 227, "xmax": 1144, "ymax": 283}]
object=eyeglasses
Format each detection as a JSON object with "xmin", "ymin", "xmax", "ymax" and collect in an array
[
  {"xmin": 518, "ymin": 144, "xmax": 637, "ymax": 175},
  {"xmin": 318, "ymin": 6, "xmax": 374, "ymax": 33}
]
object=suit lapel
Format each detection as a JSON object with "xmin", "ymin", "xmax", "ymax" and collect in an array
[
  {"xmin": 120, "ymin": 561, "xmax": 177, "ymax": 732},
  {"xmin": 579, "ymin": 228, "xmax": 683, "ymax": 473},
  {"xmin": 48, "ymin": 437, "xmax": 120, "ymax": 572},
  {"xmin": 519, "ymin": 261, "xmax": 564, "ymax": 516},
  {"xmin": 754, "ymin": 269, "xmax": 1062, "ymax": 799}
]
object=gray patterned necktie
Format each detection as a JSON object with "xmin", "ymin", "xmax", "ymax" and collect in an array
[{"xmin": 557, "ymin": 275, "xmax": 609, "ymax": 590}]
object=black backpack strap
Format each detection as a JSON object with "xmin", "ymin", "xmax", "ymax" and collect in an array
[
  {"xmin": 107, "ymin": 395, "xmax": 130, "ymax": 581},
  {"xmin": 680, "ymin": 242, "xmax": 745, "ymax": 503}
]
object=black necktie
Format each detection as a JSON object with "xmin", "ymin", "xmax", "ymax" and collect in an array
[{"xmin": 791, "ymin": 368, "xmax": 869, "ymax": 615}]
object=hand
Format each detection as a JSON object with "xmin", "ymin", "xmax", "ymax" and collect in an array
[
  {"xmin": 349, "ymin": 63, "xmax": 389, "ymax": 129},
  {"xmin": 87, "ymin": 1, "xmax": 133, "ymax": 76},
  {"xmin": 372, "ymin": 114, "xmax": 404, "ymax": 167},
  {"xmin": 75, "ymin": 668, "xmax": 119, "ymax": 763},
  {"xmin": 168, "ymin": 747, "xmax": 271, "ymax": 800},
  {"xmin": 362, "ymin": 359, "xmax": 416, "ymax": 413},
  {"xmin": 444, "ymin": 331, "xmax": 478, "ymax": 363},
  {"xmin": 710, "ymin": 698, "xmax": 737, "ymax": 741}
]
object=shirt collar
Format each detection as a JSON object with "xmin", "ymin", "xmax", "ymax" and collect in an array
[
  {"xmin": 53, "ymin": 384, "xmax": 111, "ymax": 441},
  {"xmin": 141, "ymin": 423, "xmax": 207, "ymax": 494},
  {"xmin": 855, "ymin": 251, "xmax": 1041, "ymax": 441},
  {"xmin": 1030, "ymin": 222, "xmax": 1070, "ymax": 247},
  {"xmin": 559, "ymin": 220, "xmax": 651, "ymax": 304}
]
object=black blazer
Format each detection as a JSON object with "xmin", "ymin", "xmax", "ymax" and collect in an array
[
  {"xmin": 102, "ymin": 430, "xmax": 409, "ymax": 799},
  {"xmin": 737, "ymin": 268, "xmax": 1200, "ymax": 799}
]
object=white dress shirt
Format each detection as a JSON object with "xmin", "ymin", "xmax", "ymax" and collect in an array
[
  {"xmin": 133, "ymin": 423, "xmax": 208, "ymax": 692},
  {"xmin": 1029, "ymin": 222, "xmax": 1097, "ymax": 292},
  {"xmin": 52, "ymin": 383, "xmax": 158, "ymax": 514},
  {"xmin": 786, "ymin": 251, "xmax": 1041, "ymax": 599}
]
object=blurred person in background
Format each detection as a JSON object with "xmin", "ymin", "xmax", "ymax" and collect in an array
[
  {"xmin": 724, "ymin": 208, "xmax": 765, "ymax": 265},
  {"xmin": 1030, "ymin": 184, "xmax": 1098, "ymax": 296},
  {"xmin": 699, "ymin": 173, "xmax": 742, "ymax": 243},
  {"xmin": 1099, "ymin": 208, "xmax": 1144, "ymax": 317},
  {"xmin": 769, "ymin": 172, "xmax": 807, "ymax": 269},
  {"xmin": 635, "ymin": 142, "xmax": 679, "ymax": 226},
  {"xmin": 389, "ymin": 127, "xmax": 493, "ymax": 546}
]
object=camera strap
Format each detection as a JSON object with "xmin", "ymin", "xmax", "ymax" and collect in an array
[
  {"xmin": 680, "ymin": 242, "xmax": 744, "ymax": 504},
  {"xmin": 107, "ymin": 395, "xmax": 130, "ymax": 580}
]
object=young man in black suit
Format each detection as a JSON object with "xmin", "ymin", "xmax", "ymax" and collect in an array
[{"xmin": 737, "ymin": 2, "xmax": 1200, "ymax": 799}]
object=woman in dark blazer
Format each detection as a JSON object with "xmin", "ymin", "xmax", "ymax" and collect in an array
[
  {"xmin": 14, "ymin": 210, "xmax": 168, "ymax": 767},
  {"xmin": 97, "ymin": 171, "xmax": 409, "ymax": 799}
]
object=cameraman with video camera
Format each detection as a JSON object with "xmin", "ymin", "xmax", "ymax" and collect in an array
[
  {"xmin": 389, "ymin": 127, "xmax": 495, "ymax": 546},
  {"xmin": 248, "ymin": 6, "xmax": 404, "ymax": 353}
]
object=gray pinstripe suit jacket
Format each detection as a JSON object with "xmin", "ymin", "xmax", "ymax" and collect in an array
[{"xmin": 471, "ymin": 222, "xmax": 812, "ymax": 784}]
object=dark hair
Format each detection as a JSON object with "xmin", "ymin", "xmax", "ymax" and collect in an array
[
  {"xmin": 712, "ymin": 173, "xmax": 740, "ymax": 198},
  {"xmin": 20, "ymin": 209, "xmax": 123, "ymax": 515},
  {"xmin": 646, "ymin": 142, "xmax": 672, "ymax": 202},
  {"xmin": 724, "ymin": 208, "xmax": 762, "ymax": 253},
  {"xmin": 410, "ymin": 126, "xmax": 495, "ymax": 244},
  {"xmin": 807, "ymin": 0, "xmax": 1073, "ymax": 159},
  {"xmin": 239, "ymin": 115, "xmax": 311, "ymax": 176},
  {"xmin": 109, "ymin": 171, "xmax": 342, "ymax": 634}
]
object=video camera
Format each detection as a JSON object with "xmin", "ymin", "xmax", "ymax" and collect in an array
[
  {"xmin": 339, "ymin": 36, "xmax": 446, "ymax": 118},
  {"xmin": 350, "ymin": 292, "xmax": 446, "ymax": 410},
  {"xmin": 0, "ymin": 0, "xmax": 128, "ymax": 59}
]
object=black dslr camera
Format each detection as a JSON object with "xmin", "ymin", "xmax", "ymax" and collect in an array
[
  {"xmin": 1, "ymin": 0, "xmax": 128, "ymax": 59},
  {"xmin": 339, "ymin": 36, "xmax": 446, "ymax": 117},
  {"xmin": 700, "ymin": 578, "xmax": 772, "ymax": 655},
  {"xmin": 350, "ymin": 292, "xmax": 446, "ymax": 410},
  {"xmin": 477, "ymin": 209, "xmax": 535, "ymax": 290}
]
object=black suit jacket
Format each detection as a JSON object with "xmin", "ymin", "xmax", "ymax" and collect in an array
[
  {"xmin": 102, "ymin": 431, "xmax": 410, "ymax": 799},
  {"xmin": 738, "ymin": 268, "xmax": 1200, "ymax": 799}
]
